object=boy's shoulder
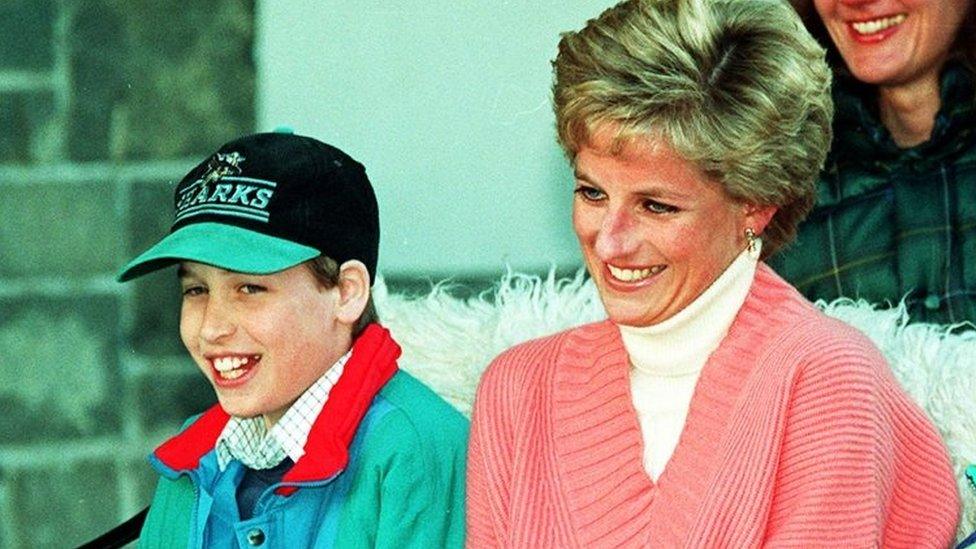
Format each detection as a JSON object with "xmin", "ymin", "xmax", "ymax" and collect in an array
[
  {"xmin": 373, "ymin": 370, "xmax": 469, "ymax": 443},
  {"xmin": 345, "ymin": 369, "xmax": 468, "ymax": 487}
]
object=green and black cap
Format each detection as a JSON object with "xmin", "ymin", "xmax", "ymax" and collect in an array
[{"xmin": 117, "ymin": 132, "xmax": 379, "ymax": 283}]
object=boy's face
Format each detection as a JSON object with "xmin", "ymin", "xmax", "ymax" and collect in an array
[{"xmin": 178, "ymin": 261, "xmax": 351, "ymax": 427}]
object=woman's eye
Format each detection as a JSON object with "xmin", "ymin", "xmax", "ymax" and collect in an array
[
  {"xmin": 240, "ymin": 284, "xmax": 267, "ymax": 295},
  {"xmin": 643, "ymin": 200, "xmax": 679, "ymax": 214},
  {"xmin": 181, "ymin": 286, "xmax": 206, "ymax": 297},
  {"xmin": 574, "ymin": 185, "xmax": 605, "ymax": 201}
]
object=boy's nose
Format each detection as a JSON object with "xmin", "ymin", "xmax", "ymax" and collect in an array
[{"xmin": 199, "ymin": 297, "xmax": 236, "ymax": 342}]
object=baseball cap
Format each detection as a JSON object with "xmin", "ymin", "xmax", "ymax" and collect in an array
[{"xmin": 116, "ymin": 132, "xmax": 380, "ymax": 284}]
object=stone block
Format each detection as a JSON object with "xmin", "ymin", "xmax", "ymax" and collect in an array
[
  {"xmin": 0, "ymin": 92, "xmax": 59, "ymax": 164},
  {"xmin": 0, "ymin": 296, "xmax": 122, "ymax": 443},
  {"xmin": 128, "ymin": 180, "xmax": 178, "ymax": 257},
  {"xmin": 65, "ymin": 1, "xmax": 126, "ymax": 162},
  {"xmin": 128, "ymin": 180, "xmax": 185, "ymax": 355},
  {"xmin": 129, "ymin": 268, "xmax": 185, "ymax": 355},
  {"xmin": 130, "ymin": 459, "xmax": 161, "ymax": 509},
  {"xmin": 0, "ymin": 0, "xmax": 55, "ymax": 71},
  {"xmin": 0, "ymin": 180, "xmax": 124, "ymax": 277},
  {"xmin": 137, "ymin": 362, "xmax": 216, "ymax": 433},
  {"xmin": 68, "ymin": 0, "xmax": 255, "ymax": 161},
  {"xmin": 8, "ymin": 459, "xmax": 119, "ymax": 548}
]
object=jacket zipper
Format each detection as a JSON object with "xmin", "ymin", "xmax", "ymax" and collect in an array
[{"xmin": 252, "ymin": 471, "xmax": 343, "ymax": 517}]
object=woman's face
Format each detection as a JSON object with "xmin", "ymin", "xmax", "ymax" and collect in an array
[
  {"xmin": 572, "ymin": 133, "xmax": 773, "ymax": 327},
  {"xmin": 813, "ymin": 0, "xmax": 970, "ymax": 86}
]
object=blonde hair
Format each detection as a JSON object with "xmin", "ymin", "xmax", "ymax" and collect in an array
[{"xmin": 553, "ymin": 0, "xmax": 833, "ymax": 256}]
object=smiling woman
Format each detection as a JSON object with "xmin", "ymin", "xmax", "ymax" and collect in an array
[
  {"xmin": 465, "ymin": 0, "xmax": 960, "ymax": 546},
  {"xmin": 813, "ymin": 0, "xmax": 970, "ymax": 95},
  {"xmin": 571, "ymin": 133, "xmax": 774, "ymax": 326},
  {"xmin": 774, "ymin": 0, "xmax": 976, "ymax": 324}
]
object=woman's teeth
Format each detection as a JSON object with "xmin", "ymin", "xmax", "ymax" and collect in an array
[
  {"xmin": 852, "ymin": 14, "xmax": 906, "ymax": 35},
  {"xmin": 608, "ymin": 264, "xmax": 665, "ymax": 282},
  {"xmin": 213, "ymin": 355, "xmax": 260, "ymax": 379}
]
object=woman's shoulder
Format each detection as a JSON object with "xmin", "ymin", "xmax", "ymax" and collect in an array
[
  {"xmin": 778, "ymin": 313, "xmax": 886, "ymax": 369},
  {"xmin": 750, "ymin": 265, "xmax": 890, "ymax": 377},
  {"xmin": 755, "ymin": 306, "xmax": 897, "ymax": 405},
  {"xmin": 476, "ymin": 320, "xmax": 615, "ymax": 398}
]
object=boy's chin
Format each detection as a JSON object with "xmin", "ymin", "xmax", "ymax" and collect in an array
[{"xmin": 213, "ymin": 393, "xmax": 266, "ymax": 420}]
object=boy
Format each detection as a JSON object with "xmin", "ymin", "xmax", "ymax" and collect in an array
[{"xmin": 118, "ymin": 132, "xmax": 468, "ymax": 548}]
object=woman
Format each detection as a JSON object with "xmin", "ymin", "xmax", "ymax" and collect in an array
[
  {"xmin": 466, "ymin": 0, "xmax": 959, "ymax": 547},
  {"xmin": 772, "ymin": 0, "xmax": 976, "ymax": 325}
]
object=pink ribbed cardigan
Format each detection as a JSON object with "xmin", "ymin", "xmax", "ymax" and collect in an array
[{"xmin": 466, "ymin": 265, "xmax": 959, "ymax": 548}]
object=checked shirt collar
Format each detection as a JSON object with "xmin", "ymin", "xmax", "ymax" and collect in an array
[{"xmin": 215, "ymin": 351, "xmax": 351, "ymax": 471}]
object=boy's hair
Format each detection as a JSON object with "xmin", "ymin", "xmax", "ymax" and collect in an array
[
  {"xmin": 307, "ymin": 255, "xmax": 379, "ymax": 338},
  {"xmin": 552, "ymin": 0, "xmax": 833, "ymax": 257}
]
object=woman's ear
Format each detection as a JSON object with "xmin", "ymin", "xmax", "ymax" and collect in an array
[
  {"xmin": 743, "ymin": 204, "xmax": 778, "ymax": 235},
  {"xmin": 334, "ymin": 260, "xmax": 370, "ymax": 325}
]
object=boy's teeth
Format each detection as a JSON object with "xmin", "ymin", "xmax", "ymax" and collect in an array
[
  {"xmin": 852, "ymin": 14, "xmax": 906, "ymax": 35},
  {"xmin": 220, "ymin": 368, "xmax": 245, "ymax": 380},
  {"xmin": 213, "ymin": 355, "xmax": 258, "ymax": 372}
]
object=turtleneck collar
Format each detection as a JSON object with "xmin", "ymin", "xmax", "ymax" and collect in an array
[{"xmin": 617, "ymin": 244, "xmax": 759, "ymax": 377}]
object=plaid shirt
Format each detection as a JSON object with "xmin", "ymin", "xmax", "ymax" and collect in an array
[
  {"xmin": 215, "ymin": 351, "xmax": 351, "ymax": 471},
  {"xmin": 772, "ymin": 62, "xmax": 976, "ymax": 326}
]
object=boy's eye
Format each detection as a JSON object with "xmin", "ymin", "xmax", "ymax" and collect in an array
[
  {"xmin": 240, "ymin": 284, "xmax": 267, "ymax": 295},
  {"xmin": 574, "ymin": 185, "xmax": 605, "ymax": 202},
  {"xmin": 181, "ymin": 285, "xmax": 206, "ymax": 297},
  {"xmin": 643, "ymin": 199, "xmax": 679, "ymax": 214}
]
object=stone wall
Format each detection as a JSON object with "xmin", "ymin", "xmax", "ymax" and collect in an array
[{"xmin": 0, "ymin": 1, "xmax": 254, "ymax": 546}]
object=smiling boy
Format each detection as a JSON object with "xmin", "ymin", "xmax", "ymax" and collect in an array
[{"xmin": 118, "ymin": 132, "xmax": 468, "ymax": 548}]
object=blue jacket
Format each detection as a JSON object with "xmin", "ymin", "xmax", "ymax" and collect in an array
[{"xmin": 138, "ymin": 326, "xmax": 469, "ymax": 548}]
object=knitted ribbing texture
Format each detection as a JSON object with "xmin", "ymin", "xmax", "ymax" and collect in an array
[{"xmin": 466, "ymin": 264, "xmax": 959, "ymax": 548}]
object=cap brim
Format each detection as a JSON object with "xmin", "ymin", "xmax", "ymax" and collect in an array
[{"xmin": 116, "ymin": 222, "xmax": 320, "ymax": 282}]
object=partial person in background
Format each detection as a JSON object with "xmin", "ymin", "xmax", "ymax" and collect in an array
[
  {"xmin": 466, "ymin": 0, "xmax": 959, "ymax": 546},
  {"xmin": 118, "ymin": 133, "xmax": 467, "ymax": 548},
  {"xmin": 772, "ymin": 0, "xmax": 976, "ymax": 325}
]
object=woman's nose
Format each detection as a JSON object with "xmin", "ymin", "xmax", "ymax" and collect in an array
[{"xmin": 594, "ymin": 206, "xmax": 639, "ymax": 260}]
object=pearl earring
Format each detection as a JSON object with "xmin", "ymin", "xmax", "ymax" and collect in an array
[{"xmin": 745, "ymin": 228, "xmax": 761, "ymax": 258}]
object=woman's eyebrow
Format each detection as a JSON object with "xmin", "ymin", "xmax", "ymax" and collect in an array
[
  {"xmin": 576, "ymin": 173, "xmax": 692, "ymax": 202},
  {"xmin": 635, "ymin": 187, "xmax": 693, "ymax": 201},
  {"xmin": 573, "ymin": 168, "xmax": 596, "ymax": 184}
]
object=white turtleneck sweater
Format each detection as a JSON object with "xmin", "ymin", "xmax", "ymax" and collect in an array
[{"xmin": 618, "ymin": 244, "xmax": 759, "ymax": 481}]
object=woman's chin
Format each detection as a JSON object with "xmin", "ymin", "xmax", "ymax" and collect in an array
[
  {"xmin": 600, "ymin": 296, "xmax": 669, "ymax": 327},
  {"xmin": 841, "ymin": 48, "xmax": 914, "ymax": 86}
]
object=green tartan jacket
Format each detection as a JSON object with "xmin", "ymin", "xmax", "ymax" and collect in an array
[{"xmin": 772, "ymin": 63, "xmax": 976, "ymax": 326}]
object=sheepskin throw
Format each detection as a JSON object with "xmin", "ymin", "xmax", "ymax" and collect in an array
[{"xmin": 372, "ymin": 270, "xmax": 976, "ymax": 541}]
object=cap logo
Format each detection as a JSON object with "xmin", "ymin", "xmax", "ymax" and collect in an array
[
  {"xmin": 174, "ymin": 151, "xmax": 278, "ymax": 225},
  {"xmin": 204, "ymin": 152, "xmax": 246, "ymax": 185}
]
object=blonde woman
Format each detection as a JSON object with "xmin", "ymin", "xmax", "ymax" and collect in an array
[{"xmin": 466, "ymin": 1, "xmax": 959, "ymax": 546}]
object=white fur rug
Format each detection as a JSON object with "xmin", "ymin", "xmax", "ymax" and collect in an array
[{"xmin": 373, "ymin": 271, "xmax": 976, "ymax": 540}]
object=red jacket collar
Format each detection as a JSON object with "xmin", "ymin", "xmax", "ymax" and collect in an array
[{"xmin": 153, "ymin": 323, "xmax": 400, "ymax": 493}]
